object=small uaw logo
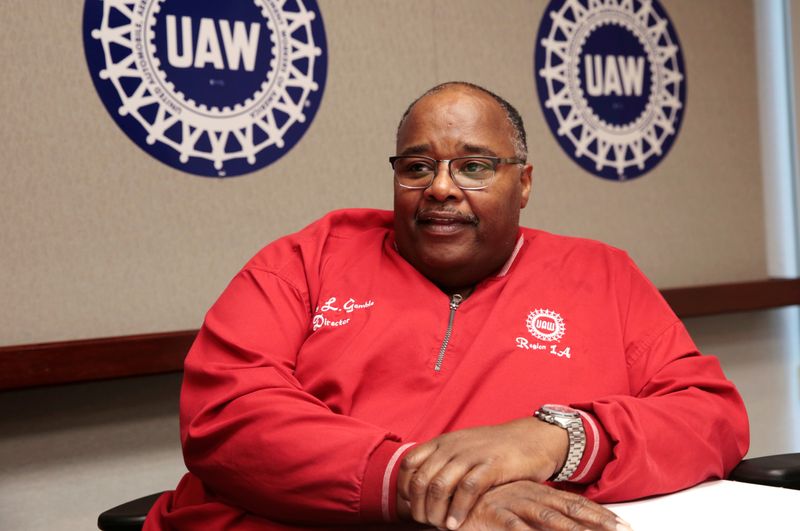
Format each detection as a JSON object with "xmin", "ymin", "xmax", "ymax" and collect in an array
[
  {"xmin": 83, "ymin": 0, "xmax": 327, "ymax": 178},
  {"xmin": 534, "ymin": 0, "xmax": 686, "ymax": 181},
  {"xmin": 526, "ymin": 309, "xmax": 565, "ymax": 342}
]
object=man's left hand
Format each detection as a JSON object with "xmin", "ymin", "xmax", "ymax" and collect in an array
[{"xmin": 397, "ymin": 417, "xmax": 569, "ymax": 529}]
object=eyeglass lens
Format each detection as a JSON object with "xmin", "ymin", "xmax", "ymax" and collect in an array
[{"xmin": 392, "ymin": 156, "xmax": 496, "ymax": 189}]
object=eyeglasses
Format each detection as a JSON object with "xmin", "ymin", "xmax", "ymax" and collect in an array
[{"xmin": 389, "ymin": 155, "xmax": 526, "ymax": 190}]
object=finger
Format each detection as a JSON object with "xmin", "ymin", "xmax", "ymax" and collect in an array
[
  {"xmin": 403, "ymin": 442, "xmax": 439, "ymax": 469},
  {"xmin": 518, "ymin": 503, "xmax": 589, "ymax": 531},
  {"xmin": 398, "ymin": 443, "xmax": 438, "ymax": 500},
  {"xmin": 546, "ymin": 490, "xmax": 619, "ymax": 531},
  {"xmin": 408, "ymin": 469, "xmax": 430, "ymax": 524},
  {"xmin": 424, "ymin": 460, "xmax": 474, "ymax": 528},
  {"xmin": 396, "ymin": 497, "xmax": 411, "ymax": 521},
  {"xmin": 444, "ymin": 464, "xmax": 493, "ymax": 530},
  {"xmin": 487, "ymin": 507, "xmax": 534, "ymax": 531},
  {"xmin": 408, "ymin": 452, "xmax": 456, "ymax": 524},
  {"xmin": 516, "ymin": 488, "xmax": 619, "ymax": 531}
]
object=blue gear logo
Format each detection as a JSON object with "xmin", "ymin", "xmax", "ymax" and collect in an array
[
  {"xmin": 83, "ymin": 0, "xmax": 327, "ymax": 178},
  {"xmin": 534, "ymin": 0, "xmax": 686, "ymax": 181}
]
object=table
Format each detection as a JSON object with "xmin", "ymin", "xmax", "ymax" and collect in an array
[{"xmin": 605, "ymin": 480, "xmax": 799, "ymax": 530}]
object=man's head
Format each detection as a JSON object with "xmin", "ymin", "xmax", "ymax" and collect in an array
[{"xmin": 392, "ymin": 82, "xmax": 533, "ymax": 294}]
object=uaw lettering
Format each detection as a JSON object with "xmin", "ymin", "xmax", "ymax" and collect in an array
[
  {"xmin": 164, "ymin": 16, "xmax": 261, "ymax": 71},
  {"xmin": 526, "ymin": 309, "xmax": 565, "ymax": 343},
  {"xmin": 534, "ymin": 0, "xmax": 686, "ymax": 181},
  {"xmin": 584, "ymin": 55, "xmax": 646, "ymax": 97},
  {"xmin": 83, "ymin": 0, "xmax": 328, "ymax": 177}
]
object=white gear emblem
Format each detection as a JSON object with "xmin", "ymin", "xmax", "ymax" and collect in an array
[
  {"xmin": 526, "ymin": 309, "xmax": 566, "ymax": 342},
  {"xmin": 85, "ymin": 0, "xmax": 326, "ymax": 177},
  {"xmin": 535, "ymin": 0, "xmax": 685, "ymax": 181}
]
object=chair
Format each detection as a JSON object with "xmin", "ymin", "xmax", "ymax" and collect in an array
[
  {"xmin": 727, "ymin": 452, "xmax": 800, "ymax": 488},
  {"xmin": 96, "ymin": 453, "xmax": 800, "ymax": 530},
  {"xmin": 98, "ymin": 492, "xmax": 165, "ymax": 531}
]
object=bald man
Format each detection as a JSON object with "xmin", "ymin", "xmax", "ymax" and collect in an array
[{"xmin": 145, "ymin": 82, "xmax": 748, "ymax": 531}]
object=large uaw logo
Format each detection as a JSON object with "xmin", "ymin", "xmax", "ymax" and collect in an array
[
  {"xmin": 535, "ymin": 0, "xmax": 686, "ymax": 181},
  {"xmin": 83, "ymin": 0, "xmax": 327, "ymax": 177}
]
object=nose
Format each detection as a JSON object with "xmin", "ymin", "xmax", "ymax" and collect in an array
[{"xmin": 424, "ymin": 161, "xmax": 462, "ymax": 202}]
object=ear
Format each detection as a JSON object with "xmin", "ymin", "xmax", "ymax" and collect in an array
[{"xmin": 519, "ymin": 163, "xmax": 533, "ymax": 209}]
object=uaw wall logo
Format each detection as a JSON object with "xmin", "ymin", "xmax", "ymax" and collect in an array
[
  {"xmin": 534, "ymin": 0, "xmax": 686, "ymax": 181},
  {"xmin": 83, "ymin": 0, "xmax": 327, "ymax": 178}
]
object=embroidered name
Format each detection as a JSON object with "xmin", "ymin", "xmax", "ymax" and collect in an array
[
  {"xmin": 312, "ymin": 296, "xmax": 375, "ymax": 331},
  {"xmin": 313, "ymin": 315, "xmax": 350, "ymax": 331},
  {"xmin": 319, "ymin": 296, "xmax": 375, "ymax": 313}
]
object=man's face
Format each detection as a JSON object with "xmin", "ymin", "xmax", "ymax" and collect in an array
[{"xmin": 393, "ymin": 88, "xmax": 532, "ymax": 291}]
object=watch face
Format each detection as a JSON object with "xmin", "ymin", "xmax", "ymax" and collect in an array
[{"xmin": 542, "ymin": 404, "xmax": 579, "ymax": 417}]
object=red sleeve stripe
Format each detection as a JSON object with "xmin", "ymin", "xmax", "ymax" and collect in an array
[
  {"xmin": 572, "ymin": 411, "xmax": 600, "ymax": 482},
  {"xmin": 381, "ymin": 442, "xmax": 416, "ymax": 521}
]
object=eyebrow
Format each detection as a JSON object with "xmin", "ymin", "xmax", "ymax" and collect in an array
[
  {"xmin": 398, "ymin": 144, "xmax": 431, "ymax": 156},
  {"xmin": 397, "ymin": 143, "xmax": 499, "ymax": 157},
  {"xmin": 462, "ymin": 144, "xmax": 498, "ymax": 157}
]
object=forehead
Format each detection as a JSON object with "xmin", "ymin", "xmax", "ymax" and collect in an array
[{"xmin": 397, "ymin": 88, "xmax": 515, "ymax": 154}]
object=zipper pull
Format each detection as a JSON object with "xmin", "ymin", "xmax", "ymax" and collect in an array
[{"xmin": 450, "ymin": 293, "xmax": 463, "ymax": 309}]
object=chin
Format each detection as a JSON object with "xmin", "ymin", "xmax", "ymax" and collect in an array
[
  {"xmin": 421, "ymin": 255, "xmax": 467, "ymax": 271},
  {"xmin": 417, "ymin": 248, "xmax": 471, "ymax": 272}
]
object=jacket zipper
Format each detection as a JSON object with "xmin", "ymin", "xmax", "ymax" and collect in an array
[{"xmin": 434, "ymin": 293, "xmax": 463, "ymax": 372}]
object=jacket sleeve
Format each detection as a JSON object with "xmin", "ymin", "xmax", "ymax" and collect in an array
[
  {"xmin": 180, "ymin": 265, "xmax": 412, "ymax": 524},
  {"xmin": 569, "ymin": 257, "xmax": 750, "ymax": 502}
]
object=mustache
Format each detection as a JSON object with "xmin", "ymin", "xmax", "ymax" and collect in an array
[{"xmin": 415, "ymin": 208, "xmax": 478, "ymax": 224}]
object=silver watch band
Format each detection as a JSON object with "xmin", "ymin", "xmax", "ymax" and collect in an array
[
  {"xmin": 553, "ymin": 418, "xmax": 586, "ymax": 481},
  {"xmin": 534, "ymin": 405, "xmax": 587, "ymax": 482}
]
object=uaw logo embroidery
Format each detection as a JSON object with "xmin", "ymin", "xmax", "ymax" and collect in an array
[
  {"xmin": 517, "ymin": 309, "xmax": 571, "ymax": 358},
  {"xmin": 534, "ymin": 0, "xmax": 686, "ymax": 181},
  {"xmin": 83, "ymin": 0, "xmax": 328, "ymax": 178},
  {"xmin": 526, "ymin": 309, "xmax": 566, "ymax": 342}
]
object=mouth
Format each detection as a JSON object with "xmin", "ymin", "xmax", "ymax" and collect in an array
[{"xmin": 415, "ymin": 209, "xmax": 478, "ymax": 234}]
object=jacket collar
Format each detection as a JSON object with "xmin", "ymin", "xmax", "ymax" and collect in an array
[{"xmin": 495, "ymin": 235, "xmax": 525, "ymax": 278}]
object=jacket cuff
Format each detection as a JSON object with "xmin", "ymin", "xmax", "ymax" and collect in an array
[
  {"xmin": 360, "ymin": 439, "xmax": 417, "ymax": 522},
  {"xmin": 566, "ymin": 410, "xmax": 613, "ymax": 484}
]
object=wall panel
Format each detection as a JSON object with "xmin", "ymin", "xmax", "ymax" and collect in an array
[{"xmin": 0, "ymin": 1, "xmax": 767, "ymax": 346}]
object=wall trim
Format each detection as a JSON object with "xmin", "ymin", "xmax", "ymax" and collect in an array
[
  {"xmin": 660, "ymin": 277, "xmax": 800, "ymax": 317},
  {"xmin": 0, "ymin": 330, "xmax": 195, "ymax": 391},
  {"xmin": 2, "ymin": 278, "xmax": 800, "ymax": 391}
]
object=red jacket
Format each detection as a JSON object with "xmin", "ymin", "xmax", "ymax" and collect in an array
[{"xmin": 146, "ymin": 209, "xmax": 749, "ymax": 530}]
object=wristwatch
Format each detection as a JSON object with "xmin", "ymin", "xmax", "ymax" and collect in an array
[{"xmin": 534, "ymin": 404, "xmax": 586, "ymax": 482}]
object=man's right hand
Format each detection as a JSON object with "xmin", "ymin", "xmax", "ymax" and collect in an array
[{"xmin": 455, "ymin": 481, "xmax": 629, "ymax": 531}]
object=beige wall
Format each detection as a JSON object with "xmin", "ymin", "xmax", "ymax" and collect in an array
[{"xmin": 0, "ymin": 0, "xmax": 766, "ymax": 346}]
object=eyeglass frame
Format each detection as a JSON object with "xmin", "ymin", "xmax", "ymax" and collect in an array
[{"xmin": 388, "ymin": 155, "xmax": 527, "ymax": 191}]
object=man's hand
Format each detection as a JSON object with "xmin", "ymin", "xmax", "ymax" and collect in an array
[
  {"xmin": 456, "ymin": 481, "xmax": 627, "ymax": 531},
  {"xmin": 397, "ymin": 418, "xmax": 570, "ymax": 529}
]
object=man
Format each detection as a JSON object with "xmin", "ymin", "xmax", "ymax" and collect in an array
[{"xmin": 146, "ymin": 82, "xmax": 749, "ymax": 531}]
